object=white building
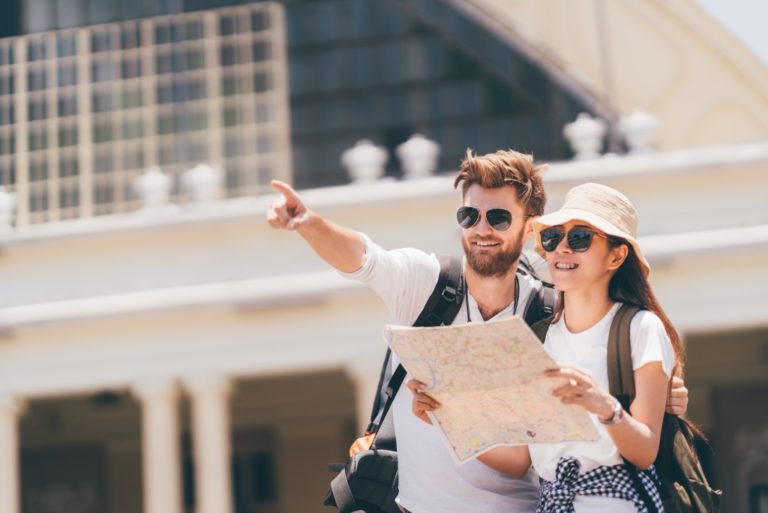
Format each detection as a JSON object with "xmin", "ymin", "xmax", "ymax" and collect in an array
[{"xmin": 0, "ymin": 1, "xmax": 767, "ymax": 513}]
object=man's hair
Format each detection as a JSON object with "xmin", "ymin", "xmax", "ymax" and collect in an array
[{"xmin": 453, "ymin": 149, "xmax": 547, "ymax": 216}]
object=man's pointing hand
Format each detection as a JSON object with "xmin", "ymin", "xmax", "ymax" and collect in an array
[{"xmin": 267, "ymin": 180, "xmax": 310, "ymax": 230}]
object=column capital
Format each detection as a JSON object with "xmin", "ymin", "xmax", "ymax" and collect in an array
[
  {"xmin": 131, "ymin": 376, "xmax": 180, "ymax": 403},
  {"xmin": 181, "ymin": 373, "xmax": 233, "ymax": 398}
]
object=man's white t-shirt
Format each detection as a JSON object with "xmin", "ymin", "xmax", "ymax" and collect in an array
[
  {"xmin": 341, "ymin": 235, "xmax": 540, "ymax": 513},
  {"xmin": 528, "ymin": 302, "xmax": 675, "ymax": 513}
]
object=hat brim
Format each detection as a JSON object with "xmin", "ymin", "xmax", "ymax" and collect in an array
[{"xmin": 533, "ymin": 208, "xmax": 651, "ymax": 276}]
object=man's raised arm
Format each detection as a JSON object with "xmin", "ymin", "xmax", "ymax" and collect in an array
[{"xmin": 266, "ymin": 180, "xmax": 366, "ymax": 273}]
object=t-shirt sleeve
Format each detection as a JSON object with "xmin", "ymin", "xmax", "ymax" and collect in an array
[
  {"xmin": 338, "ymin": 233, "xmax": 441, "ymax": 325},
  {"xmin": 630, "ymin": 310, "xmax": 676, "ymax": 378}
]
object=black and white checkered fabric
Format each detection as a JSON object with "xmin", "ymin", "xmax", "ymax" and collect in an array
[{"xmin": 536, "ymin": 457, "xmax": 663, "ymax": 513}]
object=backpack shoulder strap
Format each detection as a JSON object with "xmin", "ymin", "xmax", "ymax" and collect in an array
[
  {"xmin": 521, "ymin": 280, "xmax": 556, "ymax": 327},
  {"xmin": 530, "ymin": 318, "xmax": 552, "ymax": 343},
  {"xmin": 367, "ymin": 255, "xmax": 465, "ymax": 434},
  {"xmin": 607, "ymin": 304, "xmax": 643, "ymax": 406},
  {"xmin": 413, "ymin": 255, "xmax": 464, "ymax": 327}
]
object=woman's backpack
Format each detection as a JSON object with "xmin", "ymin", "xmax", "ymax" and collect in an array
[{"xmin": 608, "ymin": 304, "xmax": 722, "ymax": 513}]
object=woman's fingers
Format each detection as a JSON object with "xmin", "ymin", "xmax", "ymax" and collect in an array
[
  {"xmin": 408, "ymin": 379, "xmax": 440, "ymax": 425},
  {"xmin": 545, "ymin": 366, "xmax": 590, "ymax": 385},
  {"xmin": 666, "ymin": 375, "xmax": 689, "ymax": 415},
  {"xmin": 406, "ymin": 379, "xmax": 426, "ymax": 394}
]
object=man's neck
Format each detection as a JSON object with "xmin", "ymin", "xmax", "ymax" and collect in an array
[{"xmin": 465, "ymin": 265, "xmax": 518, "ymax": 321}]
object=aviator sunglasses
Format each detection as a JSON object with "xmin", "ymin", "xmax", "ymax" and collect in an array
[
  {"xmin": 539, "ymin": 226, "xmax": 608, "ymax": 253},
  {"xmin": 456, "ymin": 206, "xmax": 514, "ymax": 231}
]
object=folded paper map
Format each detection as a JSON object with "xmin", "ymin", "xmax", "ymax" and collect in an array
[{"xmin": 384, "ymin": 316, "xmax": 599, "ymax": 464}]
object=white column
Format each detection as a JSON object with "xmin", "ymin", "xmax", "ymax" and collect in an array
[
  {"xmin": 132, "ymin": 378, "xmax": 182, "ymax": 513},
  {"xmin": 184, "ymin": 374, "xmax": 234, "ymax": 513},
  {"xmin": 0, "ymin": 394, "xmax": 24, "ymax": 513}
]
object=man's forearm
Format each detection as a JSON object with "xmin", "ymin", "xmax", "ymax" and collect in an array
[{"xmin": 296, "ymin": 213, "xmax": 366, "ymax": 273}]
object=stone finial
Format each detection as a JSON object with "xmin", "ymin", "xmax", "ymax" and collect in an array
[
  {"xmin": 396, "ymin": 134, "xmax": 441, "ymax": 180},
  {"xmin": 563, "ymin": 113, "xmax": 606, "ymax": 160},
  {"xmin": 619, "ymin": 109, "xmax": 659, "ymax": 154},
  {"xmin": 341, "ymin": 139, "xmax": 388, "ymax": 183},
  {"xmin": 182, "ymin": 163, "xmax": 223, "ymax": 204},
  {"xmin": 134, "ymin": 167, "xmax": 172, "ymax": 210}
]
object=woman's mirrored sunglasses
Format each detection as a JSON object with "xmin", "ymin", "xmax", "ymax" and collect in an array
[
  {"xmin": 456, "ymin": 206, "xmax": 513, "ymax": 231},
  {"xmin": 540, "ymin": 226, "xmax": 607, "ymax": 253}
]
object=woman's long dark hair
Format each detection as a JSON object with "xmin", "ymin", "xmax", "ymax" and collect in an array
[
  {"xmin": 607, "ymin": 243, "xmax": 684, "ymax": 378},
  {"xmin": 552, "ymin": 239, "xmax": 684, "ymax": 378}
]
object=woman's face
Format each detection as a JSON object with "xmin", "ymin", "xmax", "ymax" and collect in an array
[{"xmin": 542, "ymin": 220, "xmax": 625, "ymax": 293}]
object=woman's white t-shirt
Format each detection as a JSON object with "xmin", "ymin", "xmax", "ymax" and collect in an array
[{"xmin": 528, "ymin": 302, "xmax": 676, "ymax": 513}]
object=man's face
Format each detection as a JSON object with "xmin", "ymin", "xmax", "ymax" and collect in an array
[{"xmin": 460, "ymin": 184, "xmax": 533, "ymax": 277}]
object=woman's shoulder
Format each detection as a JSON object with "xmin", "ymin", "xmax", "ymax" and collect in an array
[{"xmin": 627, "ymin": 307, "xmax": 665, "ymax": 331}]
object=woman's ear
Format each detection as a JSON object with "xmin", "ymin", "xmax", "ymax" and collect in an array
[
  {"xmin": 521, "ymin": 217, "xmax": 535, "ymax": 243},
  {"xmin": 608, "ymin": 244, "xmax": 629, "ymax": 271}
]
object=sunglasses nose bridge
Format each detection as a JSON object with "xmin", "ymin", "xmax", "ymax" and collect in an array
[{"xmin": 473, "ymin": 212, "xmax": 494, "ymax": 232}]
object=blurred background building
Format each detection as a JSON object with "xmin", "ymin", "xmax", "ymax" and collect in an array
[{"xmin": 0, "ymin": 1, "xmax": 766, "ymax": 513}]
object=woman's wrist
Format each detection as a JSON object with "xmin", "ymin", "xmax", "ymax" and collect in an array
[
  {"xmin": 597, "ymin": 395, "xmax": 619, "ymax": 423},
  {"xmin": 598, "ymin": 397, "xmax": 624, "ymax": 425}
]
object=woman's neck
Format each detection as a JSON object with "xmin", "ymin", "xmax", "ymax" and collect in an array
[{"xmin": 562, "ymin": 286, "xmax": 615, "ymax": 333}]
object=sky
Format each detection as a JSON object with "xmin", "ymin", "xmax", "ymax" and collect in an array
[{"xmin": 695, "ymin": 0, "xmax": 768, "ymax": 66}]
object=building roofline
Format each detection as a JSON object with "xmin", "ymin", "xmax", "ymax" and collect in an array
[{"xmin": 2, "ymin": 139, "xmax": 767, "ymax": 246}]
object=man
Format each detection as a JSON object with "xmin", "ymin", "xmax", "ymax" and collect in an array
[{"xmin": 267, "ymin": 149, "xmax": 688, "ymax": 513}]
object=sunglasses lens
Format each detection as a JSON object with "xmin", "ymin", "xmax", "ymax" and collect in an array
[
  {"xmin": 540, "ymin": 228, "xmax": 563, "ymax": 252},
  {"xmin": 567, "ymin": 227, "xmax": 595, "ymax": 252},
  {"xmin": 457, "ymin": 207, "xmax": 479, "ymax": 229},
  {"xmin": 486, "ymin": 209, "xmax": 512, "ymax": 231}
]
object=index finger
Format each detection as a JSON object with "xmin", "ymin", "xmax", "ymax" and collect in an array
[
  {"xmin": 544, "ymin": 367, "xmax": 586, "ymax": 383},
  {"xmin": 271, "ymin": 179, "xmax": 299, "ymax": 202},
  {"xmin": 406, "ymin": 380, "xmax": 427, "ymax": 393}
]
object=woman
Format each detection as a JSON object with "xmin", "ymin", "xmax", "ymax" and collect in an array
[{"xmin": 411, "ymin": 183, "xmax": 681, "ymax": 512}]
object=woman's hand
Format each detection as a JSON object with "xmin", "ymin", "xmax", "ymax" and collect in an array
[
  {"xmin": 666, "ymin": 375, "xmax": 688, "ymax": 415},
  {"xmin": 407, "ymin": 379, "xmax": 440, "ymax": 425},
  {"xmin": 545, "ymin": 366, "xmax": 617, "ymax": 421}
]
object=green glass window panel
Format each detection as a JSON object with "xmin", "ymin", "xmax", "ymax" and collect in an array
[
  {"xmin": 253, "ymin": 71, "xmax": 270, "ymax": 93},
  {"xmin": 223, "ymin": 106, "xmax": 242, "ymax": 127},
  {"xmin": 94, "ymin": 184, "xmax": 113, "ymax": 204},
  {"xmin": 221, "ymin": 76, "xmax": 239, "ymax": 96},
  {"xmin": 91, "ymin": 91, "xmax": 112, "ymax": 113},
  {"xmin": 121, "ymin": 88, "xmax": 143, "ymax": 109},
  {"xmin": 30, "ymin": 192, "xmax": 49, "ymax": 212},
  {"xmin": 252, "ymin": 41, "xmax": 270, "ymax": 62},
  {"xmin": 57, "ymin": 64, "xmax": 78, "ymax": 87},
  {"xmin": 122, "ymin": 119, "xmax": 143, "ymax": 139},
  {"xmin": 57, "ymin": 33, "xmax": 78, "ymax": 57},
  {"xmin": 29, "ymin": 159, "xmax": 47, "ymax": 181},
  {"xmin": 251, "ymin": 11, "xmax": 269, "ymax": 32},
  {"xmin": 28, "ymin": 130, "xmax": 48, "ymax": 151},
  {"xmin": 186, "ymin": 49, "xmax": 205, "ymax": 71},
  {"xmin": 58, "ymin": 125, "xmax": 79, "ymax": 146},
  {"xmin": 93, "ymin": 121, "xmax": 113, "ymax": 143},
  {"xmin": 157, "ymin": 113, "xmax": 173, "ymax": 135},
  {"xmin": 187, "ymin": 110, "xmax": 207, "ymax": 131}
]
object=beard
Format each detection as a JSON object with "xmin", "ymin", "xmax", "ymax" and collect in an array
[{"xmin": 462, "ymin": 236, "xmax": 523, "ymax": 277}]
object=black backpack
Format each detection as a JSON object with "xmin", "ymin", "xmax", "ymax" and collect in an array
[
  {"xmin": 606, "ymin": 305, "xmax": 722, "ymax": 513},
  {"xmin": 533, "ymin": 304, "xmax": 722, "ymax": 513},
  {"xmin": 323, "ymin": 254, "xmax": 556, "ymax": 513}
]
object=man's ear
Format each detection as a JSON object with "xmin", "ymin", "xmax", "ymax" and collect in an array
[{"xmin": 608, "ymin": 244, "xmax": 629, "ymax": 271}]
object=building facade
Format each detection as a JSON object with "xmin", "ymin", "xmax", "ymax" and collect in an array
[{"xmin": 0, "ymin": 1, "xmax": 767, "ymax": 513}]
